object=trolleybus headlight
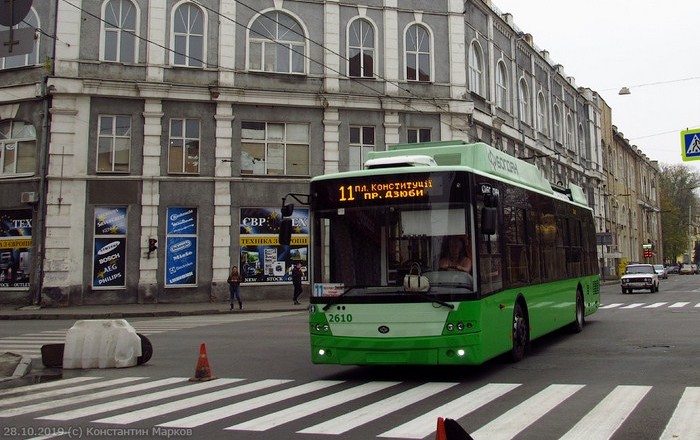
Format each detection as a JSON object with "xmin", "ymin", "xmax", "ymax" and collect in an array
[
  {"xmin": 318, "ymin": 349, "xmax": 326, "ymax": 356},
  {"xmin": 446, "ymin": 323, "xmax": 454, "ymax": 331},
  {"xmin": 457, "ymin": 349, "xmax": 466, "ymax": 357},
  {"xmin": 457, "ymin": 322, "xmax": 465, "ymax": 331},
  {"xmin": 323, "ymin": 324, "xmax": 329, "ymax": 332}
]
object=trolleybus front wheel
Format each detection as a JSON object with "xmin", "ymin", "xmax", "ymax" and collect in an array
[
  {"xmin": 568, "ymin": 289, "xmax": 585, "ymax": 333},
  {"xmin": 510, "ymin": 301, "xmax": 529, "ymax": 362}
]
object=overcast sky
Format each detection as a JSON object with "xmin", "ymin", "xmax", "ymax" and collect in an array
[{"xmin": 491, "ymin": 0, "xmax": 700, "ymax": 172}]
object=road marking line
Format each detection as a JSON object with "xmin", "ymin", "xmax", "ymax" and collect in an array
[
  {"xmin": 0, "ymin": 377, "xmax": 143, "ymax": 410},
  {"xmin": 669, "ymin": 302, "xmax": 690, "ymax": 308},
  {"xmin": 660, "ymin": 387, "xmax": 700, "ymax": 440},
  {"xmin": 643, "ymin": 302, "xmax": 668, "ymax": 308},
  {"xmin": 599, "ymin": 303, "xmax": 623, "ymax": 309},
  {"xmin": 378, "ymin": 383, "xmax": 521, "ymax": 439},
  {"xmin": 559, "ymin": 385, "xmax": 651, "ymax": 440},
  {"xmin": 227, "ymin": 381, "xmax": 403, "ymax": 432},
  {"xmin": 0, "ymin": 378, "xmax": 182, "ymax": 417},
  {"xmin": 0, "ymin": 376, "xmax": 101, "ymax": 398},
  {"xmin": 39, "ymin": 378, "xmax": 244, "ymax": 421},
  {"xmin": 157, "ymin": 380, "xmax": 343, "ymax": 429},
  {"xmin": 295, "ymin": 382, "xmax": 458, "ymax": 435},
  {"xmin": 621, "ymin": 303, "xmax": 644, "ymax": 309},
  {"xmin": 470, "ymin": 384, "xmax": 585, "ymax": 440}
]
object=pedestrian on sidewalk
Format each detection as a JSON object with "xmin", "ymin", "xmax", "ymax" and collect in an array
[
  {"xmin": 292, "ymin": 262, "xmax": 303, "ymax": 305},
  {"xmin": 227, "ymin": 265, "xmax": 243, "ymax": 310}
]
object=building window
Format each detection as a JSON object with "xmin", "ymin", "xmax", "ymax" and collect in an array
[
  {"xmin": 349, "ymin": 126, "xmax": 375, "ymax": 170},
  {"xmin": 348, "ymin": 18, "xmax": 374, "ymax": 78},
  {"xmin": 97, "ymin": 115, "xmax": 131, "ymax": 173},
  {"xmin": 536, "ymin": 92, "xmax": 548, "ymax": 133},
  {"xmin": 249, "ymin": 11, "xmax": 306, "ymax": 74},
  {"xmin": 495, "ymin": 61, "xmax": 509, "ymax": 110},
  {"xmin": 92, "ymin": 207, "xmax": 127, "ymax": 289},
  {"xmin": 553, "ymin": 105, "xmax": 562, "ymax": 143},
  {"xmin": 566, "ymin": 115, "xmax": 574, "ymax": 150},
  {"xmin": 172, "ymin": 2, "xmax": 205, "ymax": 67},
  {"xmin": 241, "ymin": 121, "xmax": 310, "ymax": 175},
  {"xmin": 518, "ymin": 78, "xmax": 530, "ymax": 124},
  {"xmin": 0, "ymin": 120, "xmax": 36, "ymax": 175},
  {"xmin": 405, "ymin": 24, "xmax": 431, "ymax": 82},
  {"xmin": 102, "ymin": 0, "xmax": 138, "ymax": 62},
  {"xmin": 0, "ymin": 9, "xmax": 39, "ymax": 69},
  {"xmin": 407, "ymin": 128, "xmax": 431, "ymax": 143},
  {"xmin": 165, "ymin": 207, "xmax": 198, "ymax": 286},
  {"xmin": 578, "ymin": 123, "xmax": 585, "ymax": 157},
  {"xmin": 468, "ymin": 42, "xmax": 484, "ymax": 95},
  {"xmin": 168, "ymin": 118, "xmax": 200, "ymax": 174}
]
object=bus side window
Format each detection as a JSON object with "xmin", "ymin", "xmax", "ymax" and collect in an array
[{"xmin": 477, "ymin": 198, "xmax": 502, "ymax": 294}]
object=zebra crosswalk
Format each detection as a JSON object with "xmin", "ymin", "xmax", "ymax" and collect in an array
[
  {"xmin": 0, "ymin": 376, "xmax": 697, "ymax": 439},
  {"xmin": 0, "ymin": 312, "xmax": 297, "ymax": 359},
  {"xmin": 599, "ymin": 301, "xmax": 700, "ymax": 310}
]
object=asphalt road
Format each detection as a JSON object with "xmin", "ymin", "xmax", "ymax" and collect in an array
[{"xmin": 0, "ymin": 275, "xmax": 698, "ymax": 440}]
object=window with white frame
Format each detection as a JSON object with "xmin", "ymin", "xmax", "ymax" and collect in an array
[
  {"xmin": 168, "ymin": 118, "xmax": 200, "ymax": 174},
  {"xmin": 468, "ymin": 42, "xmax": 484, "ymax": 95},
  {"xmin": 0, "ymin": 120, "xmax": 36, "ymax": 175},
  {"xmin": 553, "ymin": 105, "xmax": 562, "ymax": 143},
  {"xmin": 349, "ymin": 126, "xmax": 375, "ymax": 170},
  {"xmin": 495, "ymin": 61, "xmax": 509, "ymax": 110},
  {"xmin": 518, "ymin": 78, "xmax": 530, "ymax": 124},
  {"xmin": 172, "ymin": 2, "xmax": 204, "ymax": 67},
  {"xmin": 348, "ymin": 18, "xmax": 375, "ymax": 78},
  {"xmin": 407, "ymin": 128, "xmax": 431, "ymax": 143},
  {"xmin": 405, "ymin": 24, "xmax": 431, "ymax": 81},
  {"xmin": 97, "ymin": 115, "xmax": 131, "ymax": 172},
  {"xmin": 249, "ymin": 11, "xmax": 305, "ymax": 74},
  {"xmin": 102, "ymin": 0, "xmax": 138, "ymax": 62},
  {"xmin": 0, "ymin": 9, "xmax": 39, "ymax": 69},
  {"xmin": 241, "ymin": 122, "xmax": 310, "ymax": 176},
  {"xmin": 536, "ymin": 92, "xmax": 548, "ymax": 133},
  {"xmin": 566, "ymin": 114, "xmax": 574, "ymax": 150}
]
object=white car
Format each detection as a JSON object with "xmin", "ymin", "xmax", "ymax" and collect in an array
[{"xmin": 621, "ymin": 264, "xmax": 659, "ymax": 293}]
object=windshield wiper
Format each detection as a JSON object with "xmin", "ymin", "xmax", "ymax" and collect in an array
[
  {"xmin": 406, "ymin": 290, "xmax": 455, "ymax": 309},
  {"xmin": 322, "ymin": 287, "xmax": 357, "ymax": 311}
]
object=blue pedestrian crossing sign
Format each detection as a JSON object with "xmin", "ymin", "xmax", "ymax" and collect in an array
[{"xmin": 682, "ymin": 128, "xmax": 700, "ymax": 161}]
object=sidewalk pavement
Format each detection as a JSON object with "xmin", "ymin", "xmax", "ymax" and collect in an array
[{"xmin": 0, "ymin": 299, "xmax": 306, "ymax": 384}]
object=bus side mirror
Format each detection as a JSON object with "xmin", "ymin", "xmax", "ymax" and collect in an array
[
  {"xmin": 279, "ymin": 218, "xmax": 293, "ymax": 245},
  {"xmin": 481, "ymin": 206, "xmax": 497, "ymax": 235},
  {"xmin": 281, "ymin": 203, "xmax": 294, "ymax": 217}
]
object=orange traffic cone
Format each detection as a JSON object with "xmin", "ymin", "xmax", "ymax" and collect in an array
[
  {"xmin": 435, "ymin": 417, "xmax": 446, "ymax": 440},
  {"xmin": 189, "ymin": 343, "xmax": 217, "ymax": 382}
]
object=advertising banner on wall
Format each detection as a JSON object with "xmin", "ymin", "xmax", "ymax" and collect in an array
[
  {"xmin": 92, "ymin": 207, "xmax": 127, "ymax": 289},
  {"xmin": 240, "ymin": 207, "xmax": 308, "ymax": 283},
  {"xmin": 0, "ymin": 209, "xmax": 32, "ymax": 289},
  {"xmin": 166, "ymin": 207, "xmax": 197, "ymax": 286}
]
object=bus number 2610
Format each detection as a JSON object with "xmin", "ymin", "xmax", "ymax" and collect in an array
[{"xmin": 328, "ymin": 314, "xmax": 353, "ymax": 323}]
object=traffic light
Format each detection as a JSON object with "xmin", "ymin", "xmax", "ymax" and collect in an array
[{"xmin": 148, "ymin": 238, "xmax": 157, "ymax": 257}]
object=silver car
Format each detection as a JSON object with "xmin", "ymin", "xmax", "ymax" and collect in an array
[{"xmin": 653, "ymin": 264, "xmax": 668, "ymax": 279}]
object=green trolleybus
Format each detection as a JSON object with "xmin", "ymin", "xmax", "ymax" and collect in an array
[{"xmin": 284, "ymin": 140, "xmax": 600, "ymax": 365}]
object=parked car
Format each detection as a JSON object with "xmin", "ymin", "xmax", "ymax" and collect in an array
[
  {"xmin": 680, "ymin": 264, "xmax": 696, "ymax": 275},
  {"xmin": 666, "ymin": 265, "xmax": 679, "ymax": 275},
  {"xmin": 653, "ymin": 264, "xmax": 668, "ymax": 279},
  {"xmin": 621, "ymin": 263, "xmax": 659, "ymax": 293}
]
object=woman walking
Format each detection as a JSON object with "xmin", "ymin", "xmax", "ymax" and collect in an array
[{"xmin": 227, "ymin": 265, "xmax": 243, "ymax": 310}]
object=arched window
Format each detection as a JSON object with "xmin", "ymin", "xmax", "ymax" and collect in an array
[
  {"xmin": 0, "ymin": 120, "xmax": 36, "ymax": 175},
  {"xmin": 172, "ymin": 2, "xmax": 205, "ymax": 67},
  {"xmin": 536, "ymin": 92, "xmax": 548, "ymax": 133},
  {"xmin": 553, "ymin": 104, "xmax": 562, "ymax": 143},
  {"xmin": 102, "ymin": 0, "xmax": 138, "ymax": 62},
  {"xmin": 249, "ymin": 11, "xmax": 306, "ymax": 74},
  {"xmin": 468, "ymin": 42, "xmax": 484, "ymax": 95},
  {"xmin": 348, "ymin": 18, "xmax": 375, "ymax": 78},
  {"xmin": 566, "ymin": 114, "xmax": 574, "ymax": 150},
  {"xmin": 495, "ymin": 61, "xmax": 509, "ymax": 110},
  {"xmin": 518, "ymin": 78, "xmax": 530, "ymax": 124},
  {"xmin": 405, "ymin": 24, "xmax": 431, "ymax": 82},
  {"xmin": 0, "ymin": 9, "xmax": 39, "ymax": 69},
  {"xmin": 578, "ymin": 123, "xmax": 585, "ymax": 157}
]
